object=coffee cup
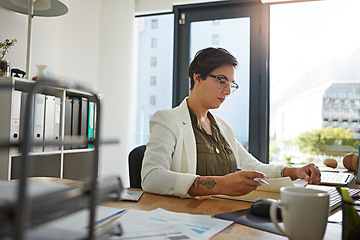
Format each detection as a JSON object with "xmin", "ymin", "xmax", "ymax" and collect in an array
[{"xmin": 270, "ymin": 187, "xmax": 329, "ymax": 240}]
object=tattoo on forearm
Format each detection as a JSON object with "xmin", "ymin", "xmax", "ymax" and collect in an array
[{"xmin": 195, "ymin": 178, "xmax": 216, "ymax": 189}]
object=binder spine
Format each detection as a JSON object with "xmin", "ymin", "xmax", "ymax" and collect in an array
[
  {"xmin": 9, "ymin": 90, "xmax": 22, "ymax": 155},
  {"xmin": 44, "ymin": 95, "xmax": 55, "ymax": 152},
  {"xmin": 32, "ymin": 94, "xmax": 45, "ymax": 152}
]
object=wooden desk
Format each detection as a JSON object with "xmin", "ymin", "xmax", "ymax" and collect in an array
[{"xmin": 102, "ymin": 190, "xmax": 287, "ymax": 239}]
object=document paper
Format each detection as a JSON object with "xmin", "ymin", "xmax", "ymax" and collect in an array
[
  {"xmin": 112, "ymin": 208, "xmax": 233, "ymax": 240},
  {"xmin": 214, "ymin": 177, "xmax": 307, "ymax": 202}
]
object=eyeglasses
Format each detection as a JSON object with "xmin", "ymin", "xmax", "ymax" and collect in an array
[{"xmin": 207, "ymin": 74, "xmax": 239, "ymax": 93}]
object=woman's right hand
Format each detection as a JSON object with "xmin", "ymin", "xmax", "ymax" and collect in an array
[{"xmin": 217, "ymin": 171, "xmax": 265, "ymax": 196}]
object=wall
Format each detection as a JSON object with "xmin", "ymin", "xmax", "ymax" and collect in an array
[
  {"xmin": 97, "ymin": 0, "xmax": 135, "ymax": 186},
  {"xmin": 0, "ymin": 0, "xmax": 135, "ymax": 187}
]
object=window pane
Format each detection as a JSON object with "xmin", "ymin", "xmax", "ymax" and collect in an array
[
  {"xmin": 190, "ymin": 18, "xmax": 251, "ymax": 147},
  {"xmin": 132, "ymin": 14, "xmax": 174, "ymax": 147},
  {"xmin": 270, "ymin": 0, "xmax": 360, "ymax": 165}
]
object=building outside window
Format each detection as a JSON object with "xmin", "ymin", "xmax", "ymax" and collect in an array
[{"xmin": 132, "ymin": 15, "xmax": 174, "ymax": 147}]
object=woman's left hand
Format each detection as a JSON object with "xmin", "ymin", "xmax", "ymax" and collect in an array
[{"xmin": 295, "ymin": 163, "xmax": 321, "ymax": 184}]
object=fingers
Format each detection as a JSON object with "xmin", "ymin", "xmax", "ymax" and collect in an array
[
  {"xmin": 242, "ymin": 170, "xmax": 266, "ymax": 179},
  {"xmin": 306, "ymin": 164, "xmax": 321, "ymax": 184},
  {"xmin": 299, "ymin": 163, "xmax": 321, "ymax": 184},
  {"xmin": 236, "ymin": 171, "xmax": 265, "ymax": 187}
]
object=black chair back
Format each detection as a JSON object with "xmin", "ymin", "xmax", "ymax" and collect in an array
[{"xmin": 128, "ymin": 145, "xmax": 146, "ymax": 188}]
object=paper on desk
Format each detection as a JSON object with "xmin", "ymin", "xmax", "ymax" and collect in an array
[
  {"xmin": 112, "ymin": 208, "xmax": 233, "ymax": 240},
  {"xmin": 256, "ymin": 177, "xmax": 294, "ymax": 192},
  {"xmin": 214, "ymin": 177, "xmax": 308, "ymax": 203},
  {"xmin": 150, "ymin": 208, "xmax": 233, "ymax": 238}
]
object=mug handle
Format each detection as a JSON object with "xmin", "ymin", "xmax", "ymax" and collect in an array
[{"xmin": 270, "ymin": 200, "xmax": 287, "ymax": 237}]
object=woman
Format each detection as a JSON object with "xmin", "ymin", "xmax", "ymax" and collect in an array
[{"xmin": 141, "ymin": 47, "xmax": 321, "ymax": 198}]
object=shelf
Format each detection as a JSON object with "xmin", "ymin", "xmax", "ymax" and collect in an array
[{"xmin": 0, "ymin": 78, "xmax": 121, "ymax": 239}]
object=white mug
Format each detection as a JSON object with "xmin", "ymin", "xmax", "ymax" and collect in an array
[{"xmin": 270, "ymin": 187, "xmax": 329, "ymax": 240}]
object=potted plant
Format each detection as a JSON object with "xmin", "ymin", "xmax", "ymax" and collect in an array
[{"xmin": 0, "ymin": 39, "xmax": 17, "ymax": 77}]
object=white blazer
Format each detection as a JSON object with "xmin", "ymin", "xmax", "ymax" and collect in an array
[{"xmin": 141, "ymin": 98, "xmax": 285, "ymax": 198}]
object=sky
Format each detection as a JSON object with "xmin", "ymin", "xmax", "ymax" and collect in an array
[{"xmin": 270, "ymin": 0, "xmax": 360, "ymax": 102}]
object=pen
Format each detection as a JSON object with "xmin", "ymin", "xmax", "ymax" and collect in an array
[
  {"xmin": 235, "ymin": 168, "xmax": 269, "ymax": 186},
  {"xmin": 95, "ymin": 209, "xmax": 127, "ymax": 227}
]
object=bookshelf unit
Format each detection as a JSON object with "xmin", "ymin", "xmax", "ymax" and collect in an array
[
  {"xmin": 0, "ymin": 77, "xmax": 122, "ymax": 239},
  {"xmin": 0, "ymin": 77, "xmax": 95, "ymax": 180}
]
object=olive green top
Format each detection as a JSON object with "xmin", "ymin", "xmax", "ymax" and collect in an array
[{"xmin": 188, "ymin": 107, "xmax": 237, "ymax": 176}]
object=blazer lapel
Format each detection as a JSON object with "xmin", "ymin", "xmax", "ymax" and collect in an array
[{"xmin": 179, "ymin": 99, "xmax": 197, "ymax": 174}]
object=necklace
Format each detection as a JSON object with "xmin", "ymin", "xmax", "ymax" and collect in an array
[
  {"xmin": 208, "ymin": 134, "xmax": 220, "ymax": 154},
  {"xmin": 197, "ymin": 111, "xmax": 220, "ymax": 154}
]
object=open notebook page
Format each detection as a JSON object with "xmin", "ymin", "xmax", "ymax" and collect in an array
[{"xmin": 213, "ymin": 177, "xmax": 307, "ymax": 203}]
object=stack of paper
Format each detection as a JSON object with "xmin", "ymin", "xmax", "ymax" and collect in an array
[{"xmin": 112, "ymin": 208, "xmax": 233, "ymax": 240}]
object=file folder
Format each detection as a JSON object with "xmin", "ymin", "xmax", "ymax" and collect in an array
[
  {"xmin": 71, "ymin": 98, "xmax": 80, "ymax": 135},
  {"xmin": 80, "ymin": 98, "xmax": 88, "ymax": 148},
  {"xmin": 9, "ymin": 90, "xmax": 22, "ymax": 155},
  {"xmin": 88, "ymin": 102, "xmax": 94, "ymax": 148},
  {"xmin": 53, "ymin": 97, "xmax": 61, "ymax": 150},
  {"xmin": 71, "ymin": 98, "xmax": 80, "ymax": 149},
  {"xmin": 44, "ymin": 95, "xmax": 55, "ymax": 152},
  {"xmin": 19, "ymin": 92, "xmax": 31, "ymax": 150},
  {"xmin": 33, "ymin": 94, "xmax": 45, "ymax": 152},
  {"xmin": 64, "ymin": 97, "xmax": 71, "ymax": 150},
  {"xmin": 93, "ymin": 103, "xmax": 97, "ymax": 139}
]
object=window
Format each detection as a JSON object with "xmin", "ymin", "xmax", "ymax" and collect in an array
[
  {"xmin": 149, "ymin": 96, "xmax": 156, "ymax": 106},
  {"xmin": 212, "ymin": 34, "xmax": 219, "ymax": 45},
  {"xmin": 132, "ymin": 14, "xmax": 174, "ymax": 147},
  {"xmin": 174, "ymin": 2, "xmax": 266, "ymax": 161},
  {"xmin": 151, "ymin": 38, "xmax": 157, "ymax": 48},
  {"xmin": 190, "ymin": 18, "xmax": 251, "ymax": 147},
  {"xmin": 151, "ymin": 19, "xmax": 158, "ymax": 29},
  {"xmin": 212, "ymin": 20, "xmax": 220, "ymax": 25},
  {"xmin": 269, "ymin": 0, "xmax": 360, "ymax": 165},
  {"xmin": 150, "ymin": 76, "xmax": 157, "ymax": 86},
  {"xmin": 150, "ymin": 57, "xmax": 157, "ymax": 67}
]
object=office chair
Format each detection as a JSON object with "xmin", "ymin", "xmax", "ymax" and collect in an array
[{"xmin": 128, "ymin": 145, "xmax": 146, "ymax": 188}]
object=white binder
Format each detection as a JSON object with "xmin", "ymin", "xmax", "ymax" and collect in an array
[
  {"xmin": 9, "ymin": 90, "xmax": 22, "ymax": 155},
  {"xmin": 44, "ymin": 95, "xmax": 55, "ymax": 151},
  {"xmin": 33, "ymin": 94, "xmax": 45, "ymax": 152},
  {"xmin": 19, "ymin": 92, "xmax": 30, "ymax": 147},
  {"xmin": 54, "ymin": 97, "xmax": 61, "ymax": 150}
]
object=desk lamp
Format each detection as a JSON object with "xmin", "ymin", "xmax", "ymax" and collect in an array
[{"xmin": 0, "ymin": 0, "xmax": 68, "ymax": 80}]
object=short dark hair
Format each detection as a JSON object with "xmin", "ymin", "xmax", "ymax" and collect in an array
[{"xmin": 188, "ymin": 47, "xmax": 238, "ymax": 90}]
